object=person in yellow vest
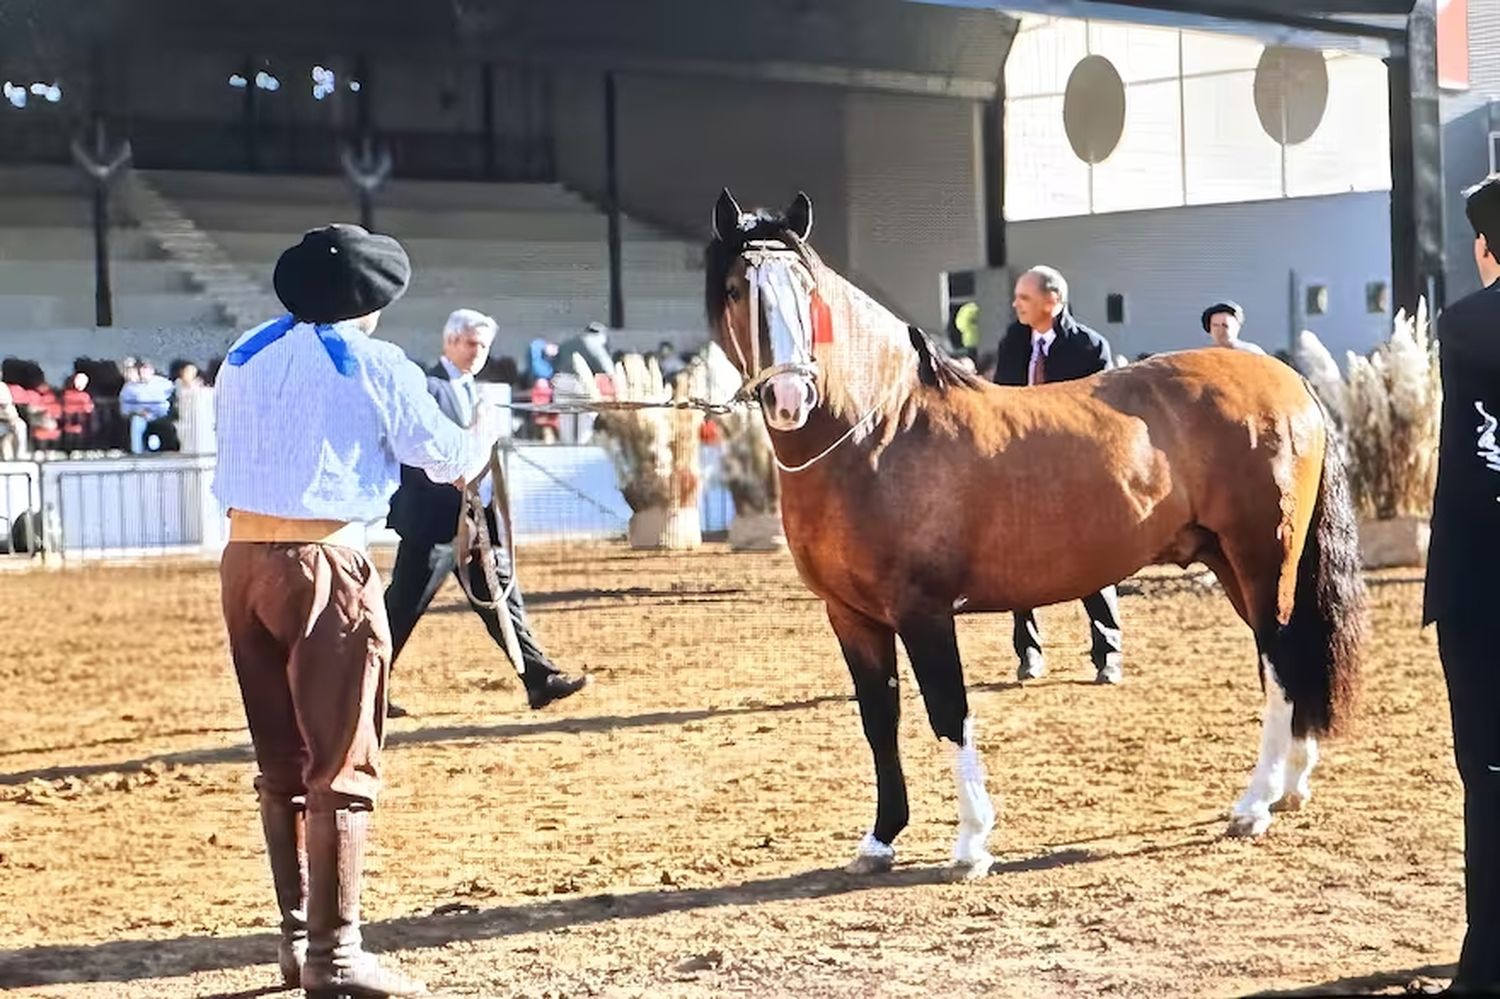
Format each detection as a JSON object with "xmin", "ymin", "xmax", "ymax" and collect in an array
[{"xmin": 954, "ymin": 301, "xmax": 982, "ymax": 359}]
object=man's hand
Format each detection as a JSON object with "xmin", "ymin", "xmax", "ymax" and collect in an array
[{"xmin": 457, "ymin": 400, "xmax": 504, "ymax": 487}]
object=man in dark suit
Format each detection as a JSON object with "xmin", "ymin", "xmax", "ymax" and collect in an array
[
  {"xmin": 992, "ymin": 265, "xmax": 1123, "ymax": 685},
  {"xmin": 385, "ymin": 308, "xmax": 590, "ymax": 718},
  {"xmin": 1424, "ymin": 177, "xmax": 1500, "ymax": 995}
]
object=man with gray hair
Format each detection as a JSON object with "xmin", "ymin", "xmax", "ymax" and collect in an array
[
  {"xmin": 991, "ymin": 264, "xmax": 1125, "ymax": 685},
  {"xmin": 385, "ymin": 307, "xmax": 590, "ymax": 717}
]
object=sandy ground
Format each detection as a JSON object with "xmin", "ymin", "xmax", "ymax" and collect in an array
[{"xmin": 0, "ymin": 544, "xmax": 1465, "ymax": 998}]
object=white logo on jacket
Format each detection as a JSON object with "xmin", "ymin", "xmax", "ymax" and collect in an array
[{"xmin": 1475, "ymin": 401, "xmax": 1500, "ymax": 480}]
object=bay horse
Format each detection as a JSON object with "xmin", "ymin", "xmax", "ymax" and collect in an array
[{"xmin": 705, "ymin": 189, "xmax": 1367, "ymax": 878}]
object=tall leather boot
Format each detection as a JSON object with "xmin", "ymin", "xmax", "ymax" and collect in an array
[
  {"xmin": 257, "ymin": 790, "xmax": 308, "ymax": 987},
  {"xmin": 302, "ymin": 807, "xmax": 427, "ymax": 998}
]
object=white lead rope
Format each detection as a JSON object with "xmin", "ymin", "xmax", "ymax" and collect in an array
[{"xmin": 768, "ymin": 381, "xmax": 900, "ymax": 474}]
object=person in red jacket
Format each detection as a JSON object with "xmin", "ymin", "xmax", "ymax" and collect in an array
[{"xmin": 60, "ymin": 372, "xmax": 96, "ymax": 451}]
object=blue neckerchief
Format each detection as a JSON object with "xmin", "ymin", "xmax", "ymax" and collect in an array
[{"xmin": 225, "ymin": 314, "xmax": 357, "ymax": 376}]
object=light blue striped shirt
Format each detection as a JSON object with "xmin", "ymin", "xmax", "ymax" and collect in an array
[{"xmin": 212, "ymin": 318, "xmax": 482, "ymax": 523}]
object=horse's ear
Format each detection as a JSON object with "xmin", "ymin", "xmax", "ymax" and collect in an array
[
  {"xmin": 786, "ymin": 191, "xmax": 813, "ymax": 241},
  {"xmin": 713, "ymin": 188, "xmax": 743, "ymax": 242}
]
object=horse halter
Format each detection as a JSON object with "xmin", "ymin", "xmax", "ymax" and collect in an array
[{"xmin": 726, "ymin": 239, "xmax": 822, "ymax": 409}]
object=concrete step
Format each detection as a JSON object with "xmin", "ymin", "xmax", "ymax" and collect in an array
[
  {"xmin": 0, "ymin": 292, "xmax": 224, "ymax": 329},
  {"xmin": 0, "ymin": 194, "xmax": 135, "ymax": 228},
  {"xmin": 213, "ymin": 232, "xmax": 701, "ymax": 271},
  {"xmin": 0, "ymin": 226, "xmax": 159, "ymax": 260},
  {"xmin": 163, "ymin": 199, "xmax": 673, "ymax": 242},
  {"xmin": 0, "ymin": 260, "xmax": 194, "ymax": 295},
  {"xmin": 139, "ymin": 169, "xmax": 597, "ymax": 213}
]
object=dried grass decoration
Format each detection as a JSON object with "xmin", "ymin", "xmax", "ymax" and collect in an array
[
  {"xmin": 1296, "ymin": 301, "xmax": 1440, "ymax": 568},
  {"xmin": 697, "ymin": 341, "xmax": 786, "ymax": 551},
  {"xmin": 713, "ymin": 402, "xmax": 787, "ymax": 551},
  {"xmin": 589, "ymin": 352, "xmax": 706, "ymax": 549}
]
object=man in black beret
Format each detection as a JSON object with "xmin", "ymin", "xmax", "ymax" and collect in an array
[
  {"xmin": 1425, "ymin": 176, "xmax": 1500, "ymax": 995},
  {"xmin": 215, "ymin": 223, "xmax": 497, "ymax": 997},
  {"xmin": 1201, "ymin": 300, "xmax": 1265, "ymax": 354}
]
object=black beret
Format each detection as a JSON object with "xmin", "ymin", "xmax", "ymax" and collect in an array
[
  {"xmin": 1201, "ymin": 300, "xmax": 1244, "ymax": 333},
  {"xmin": 273, "ymin": 223, "xmax": 411, "ymax": 324},
  {"xmin": 1465, "ymin": 175, "xmax": 1500, "ymax": 248}
]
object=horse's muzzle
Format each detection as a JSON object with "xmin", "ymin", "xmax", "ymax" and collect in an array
[{"xmin": 761, "ymin": 371, "xmax": 818, "ymax": 431}]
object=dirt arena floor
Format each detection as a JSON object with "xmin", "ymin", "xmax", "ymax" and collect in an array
[{"xmin": 0, "ymin": 543, "xmax": 1465, "ymax": 998}]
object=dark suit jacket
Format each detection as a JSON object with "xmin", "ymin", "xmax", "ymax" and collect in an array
[
  {"xmin": 387, "ymin": 361, "xmax": 475, "ymax": 545},
  {"xmin": 1424, "ymin": 281, "xmax": 1500, "ymax": 626},
  {"xmin": 992, "ymin": 309, "xmax": 1112, "ymax": 387}
]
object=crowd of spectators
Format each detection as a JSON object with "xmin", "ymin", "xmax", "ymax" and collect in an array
[
  {"xmin": 0, "ymin": 327, "xmax": 706, "ymax": 458},
  {"xmin": 0, "ymin": 355, "xmax": 218, "ymax": 458}
]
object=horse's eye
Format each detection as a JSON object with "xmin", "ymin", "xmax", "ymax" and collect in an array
[{"xmin": 726, "ymin": 287, "xmax": 742, "ymax": 303}]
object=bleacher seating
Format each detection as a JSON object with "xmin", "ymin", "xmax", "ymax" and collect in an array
[
  {"xmin": 0, "ymin": 165, "xmax": 709, "ymax": 379},
  {"xmin": 0, "ymin": 166, "xmax": 216, "ymax": 339}
]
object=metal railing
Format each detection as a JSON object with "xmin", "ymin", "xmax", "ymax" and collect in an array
[
  {"xmin": 0, "ymin": 441, "xmax": 734, "ymax": 563},
  {"xmin": 0, "ymin": 455, "xmax": 218, "ymax": 563},
  {"xmin": 52, "ymin": 462, "xmax": 211, "ymax": 558},
  {"xmin": 0, "ymin": 464, "xmax": 45, "ymax": 558}
]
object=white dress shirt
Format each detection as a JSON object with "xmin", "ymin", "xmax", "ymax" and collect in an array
[
  {"xmin": 212, "ymin": 319, "xmax": 481, "ymax": 523},
  {"xmin": 438, "ymin": 355, "xmax": 493, "ymax": 505}
]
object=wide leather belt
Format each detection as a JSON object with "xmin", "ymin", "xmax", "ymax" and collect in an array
[{"xmin": 227, "ymin": 510, "xmax": 367, "ymax": 548}]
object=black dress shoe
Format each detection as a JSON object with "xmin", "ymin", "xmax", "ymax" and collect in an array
[
  {"xmin": 1443, "ymin": 977, "xmax": 1500, "ymax": 995},
  {"xmin": 386, "ymin": 700, "xmax": 410, "ymax": 719},
  {"xmin": 526, "ymin": 672, "xmax": 591, "ymax": 710}
]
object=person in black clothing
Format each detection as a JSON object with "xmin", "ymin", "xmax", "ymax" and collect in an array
[
  {"xmin": 992, "ymin": 265, "xmax": 1123, "ymax": 685},
  {"xmin": 1423, "ymin": 176, "xmax": 1500, "ymax": 995},
  {"xmin": 384, "ymin": 308, "xmax": 590, "ymax": 718}
]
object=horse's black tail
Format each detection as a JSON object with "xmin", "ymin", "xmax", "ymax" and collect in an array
[{"xmin": 1276, "ymin": 418, "xmax": 1368, "ymax": 739}]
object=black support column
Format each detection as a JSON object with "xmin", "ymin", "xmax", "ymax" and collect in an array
[
  {"xmin": 1388, "ymin": 0, "xmax": 1445, "ymax": 314},
  {"xmin": 982, "ymin": 88, "xmax": 1005, "ymax": 270},
  {"xmin": 604, "ymin": 70, "xmax": 624, "ymax": 330}
]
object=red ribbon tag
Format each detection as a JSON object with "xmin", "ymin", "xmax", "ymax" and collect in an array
[{"xmin": 811, "ymin": 290, "xmax": 834, "ymax": 346}]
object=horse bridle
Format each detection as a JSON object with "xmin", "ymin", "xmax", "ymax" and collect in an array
[
  {"xmin": 726, "ymin": 239, "xmax": 821, "ymax": 408},
  {"xmin": 725, "ymin": 236, "xmax": 895, "ymax": 474}
]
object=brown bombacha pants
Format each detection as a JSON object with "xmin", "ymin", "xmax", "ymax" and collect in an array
[{"xmin": 220, "ymin": 541, "xmax": 390, "ymax": 810}]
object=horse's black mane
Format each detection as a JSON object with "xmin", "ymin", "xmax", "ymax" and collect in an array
[
  {"xmin": 909, "ymin": 325, "xmax": 985, "ymax": 392},
  {"xmin": 704, "ymin": 209, "xmax": 982, "ymax": 396}
]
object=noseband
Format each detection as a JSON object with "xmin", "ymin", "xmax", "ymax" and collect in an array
[{"xmin": 727, "ymin": 240, "xmax": 821, "ymax": 407}]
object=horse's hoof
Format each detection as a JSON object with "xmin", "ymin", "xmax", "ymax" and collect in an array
[
  {"xmin": 1271, "ymin": 790, "xmax": 1308, "ymax": 813},
  {"xmin": 846, "ymin": 853, "xmax": 894, "ymax": 875},
  {"xmin": 1225, "ymin": 812, "xmax": 1273, "ymax": 837},
  {"xmin": 945, "ymin": 853, "xmax": 995, "ymax": 881}
]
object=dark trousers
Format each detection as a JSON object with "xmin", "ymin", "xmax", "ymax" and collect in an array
[
  {"xmin": 1013, "ymin": 585, "xmax": 1123, "ymax": 667},
  {"xmin": 1437, "ymin": 615, "xmax": 1500, "ymax": 988},
  {"xmin": 384, "ymin": 534, "xmax": 556, "ymax": 686}
]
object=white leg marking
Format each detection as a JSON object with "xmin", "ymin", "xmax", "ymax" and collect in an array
[
  {"xmin": 1228, "ymin": 657, "xmax": 1294, "ymax": 837},
  {"xmin": 846, "ymin": 831, "xmax": 896, "ymax": 874},
  {"xmin": 950, "ymin": 716, "xmax": 996, "ymax": 879},
  {"xmin": 1274, "ymin": 735, "xmax": 1318, "ymax": 813}
]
